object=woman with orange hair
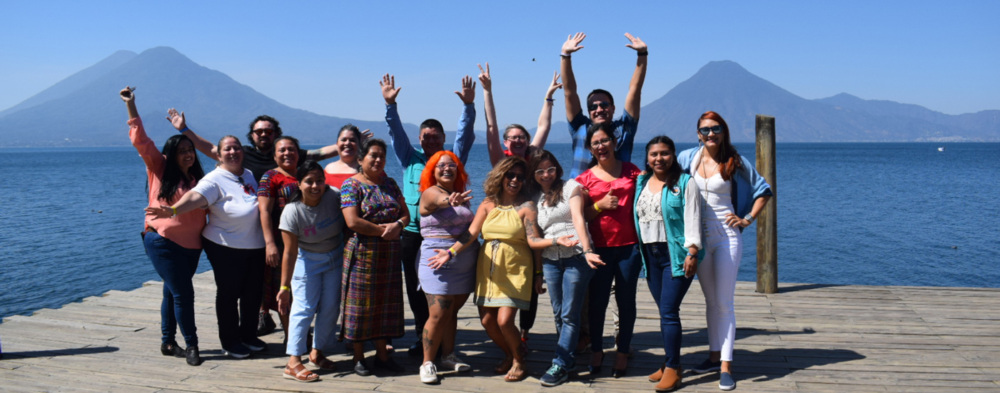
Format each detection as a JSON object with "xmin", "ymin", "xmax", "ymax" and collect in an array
[{"xmin": 414, "ymin": 150, "xmax": 478, "ymax": 383}]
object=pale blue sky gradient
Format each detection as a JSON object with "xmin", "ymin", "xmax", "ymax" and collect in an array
[{"xmin": 2, "ymin": 1, "xmax": 997, "ymax": 126}]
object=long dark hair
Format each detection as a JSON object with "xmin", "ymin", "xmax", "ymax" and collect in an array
[
  {"xmin": 158, "ymin": 134, "xmax": 204, "ymax": 202},
  {"xmin": 645, "ymin": 135, "xmax": 682, "ymax": 188},
  {"xmin": 528, "ymin": 149, "xmax": 565, "ymax": 207},
  {"xmin": 698, "ymin": 111, "xmax": 742, "ymax": 181},
  {"xmin": 287, "ymin": 160, "xmax": 326, "ymax": 204}
]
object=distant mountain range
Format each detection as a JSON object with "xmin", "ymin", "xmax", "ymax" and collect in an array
[{"xmin": 1, "ymin": 48, "xmax": 997, "ymax": 146}]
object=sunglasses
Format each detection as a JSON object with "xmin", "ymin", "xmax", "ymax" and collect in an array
[
  {"xmin": 503, "ymin": 172, "xmax": 525, "ymax": 181},
  {"xmin": 534, "ymin": 167, "xmax": 557, "ymax": 176},
  {"xmin": 698, "ymin": 125, "xmax": 723, "ymax": 136},
  {"xmin": 252, "ymin": 128, "xmax": 275, "ymax": 135},
  {"xmin": 587, "ymin": 101, "xmax": 611, "ymax": 111}
]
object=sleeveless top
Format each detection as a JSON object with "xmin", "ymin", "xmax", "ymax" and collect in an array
[{"xmin": 420, "ymin": 204, "xmax": 475, "ymax": 238}]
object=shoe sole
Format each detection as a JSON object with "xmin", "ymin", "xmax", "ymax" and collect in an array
[
  {"xmin": 223, "ymin": 350, "xmax": 250, "ymax": 359},
  {"xmin": 720, "ymin": 384, "xmax": 736, "ymax": 391},
  {"xmin": 540, "ymin": 376, "xmax": 568, "ymax": 387}
]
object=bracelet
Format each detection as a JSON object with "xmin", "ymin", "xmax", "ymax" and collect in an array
[
  {"xmin": 593, "ymin": 203, "xmax": 602, "ymax": 213},
  {"xmin": 545, "ymin": 98, "xmax": 554, "ymax": 102},
  {"xmin": 560, "ymin": 53, "xmax": 571, "ymax": 58},
  {"xmin": 584, "ymin": 249, "xmax": 595, "ymax": 254},
  {"xmin": 688, "ymin": 252, "xmax": 698, "ymax": 258},
  {"xmin": 447, "ymin": 246, "xmax": 457, "ymax": 258},
  {"xmin": 170, "ymin": 206, "xmax": 177, "ymax": 216},
  {"xmin": 397, "ymin": 218, "xmax": 406, "ymax": 227},
  {"xmin": 637, "ymin": 51, "xmax": 648, "ymax": 57},
  {"xmin": 280, "ymin": 285, "xmax": 291, "ymax": 291},
  {"xmin": 551, "ymin": 238, "xmax": 557, "ymax": 246},
  {"xmin": 179, "ymin": 126, "xmax": 190, "ymax": 133}
]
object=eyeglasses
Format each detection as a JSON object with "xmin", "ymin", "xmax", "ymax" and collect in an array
[
  {"xmin": 534, "ymin": 167, "xmax": 557, "ymax": 176},
  {"xmin": 503, "ymin": 172, "xmax": 525, "ymax": 181},
  {"xmin": 505, "ymin": 134, "xmax": 528, "ymax": 142},
  {"xmin": 587, "ymin": 101, "xmax": 611, "ymax": 111},
  {"xmin": 252, "ymin": 128, "xmax": 275, "ymax": 135},
  {"xmin": 590, "ymin": 138, "xmax": 613, "ymax": 148},
  {"xmin": 436, "ymin": 163, "xmax": 458, "ymax": 170},
  {"xmin": 698, "ymin": 125, "xmax": 723, "ymax": 136}
]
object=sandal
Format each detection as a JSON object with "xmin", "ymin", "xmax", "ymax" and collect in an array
[
  {"xmin": 494, "ymin": 357, "xmax": 514, "ymax": 375},
  {"xmin": 283, "ymin": 364, "xmax": 320, "ymax": 382},
  {"xmin": 309, "ymin": 356, "xmax": 337, "ymax": 370},
  {"xmin": 504, "ymin": 365, "xmax": 527, "ymax": 382}
]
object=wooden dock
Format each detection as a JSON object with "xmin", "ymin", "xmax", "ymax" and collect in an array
[{"xmin": 2, "ymin": 272, "xmax": 998, "ymax": 392}]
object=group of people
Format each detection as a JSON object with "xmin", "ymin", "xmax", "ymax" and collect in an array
[{"xmin": 127, "ymin": 32, "xmax": 771, "ymax": 392}]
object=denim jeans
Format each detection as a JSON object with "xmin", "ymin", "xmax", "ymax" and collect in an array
[
  {"xmin": 287, "ymin": 248, "xmax": 343, "ymax": 356},
  {"xmin": 143, "ymin": 231, "xmax": 201, "ymax": 347},
  {"xmin": 643, "ymin": 242, "xmax": 693, "ymax": 368},
  {"xmin": 588, "ymin": 244, "xmax": 641, "ymax": 354},
  {"xmin": 543, "ymin": 254, "xmax": 595, "ymax": 368},
  {"xmin": 202, "ymin": 237, "xmax": 265, "ymax": 349}
]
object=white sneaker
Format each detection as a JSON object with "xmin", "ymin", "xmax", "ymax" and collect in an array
[
  {"xmin": 419, "ymin": 361, "xmax": 438, "ymax": 384},
  {"xmin": 441, "ymin": 353, "xmax": 472, "ymax": 372}
]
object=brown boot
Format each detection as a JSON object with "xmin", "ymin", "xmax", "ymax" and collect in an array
[
  {"xmin": 647, "ymin": 366, "xmax": 663, "ymax": 382},
  {"xmin": 655, "ymin": 367, "xmax": 681, "ymax": 392}
]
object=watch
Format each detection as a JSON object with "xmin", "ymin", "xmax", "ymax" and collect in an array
[{"xmin": 743, "ymin": 213, "xmax": 755, "ymax": 224}]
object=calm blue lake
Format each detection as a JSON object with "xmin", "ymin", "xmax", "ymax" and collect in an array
[{"xmin": 1, "ymin": 142, "xmax": 998, "ymax": 319}]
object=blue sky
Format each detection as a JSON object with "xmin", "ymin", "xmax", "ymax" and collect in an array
[{"xmin": 2, "ymin": 1, "xmax": 998, "ymax": 126}]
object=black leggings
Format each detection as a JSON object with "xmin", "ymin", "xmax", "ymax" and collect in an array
[{"xmin": 203, "ymin": 238, "xmax": 265, "ymax": 349}]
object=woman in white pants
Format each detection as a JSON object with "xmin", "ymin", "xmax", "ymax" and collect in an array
[{"xmin": 676, "ymin": 111, "xmax": 772, "ymax": 391}]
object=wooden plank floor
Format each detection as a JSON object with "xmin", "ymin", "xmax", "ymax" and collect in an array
[{"xmin": 2, "ymin": 272, "xmax": 999, "ymax": 392}]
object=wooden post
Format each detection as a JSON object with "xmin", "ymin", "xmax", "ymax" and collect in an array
[{"xmin": 755, "ymin": 115, "xmax": 777, "ymax": 294}]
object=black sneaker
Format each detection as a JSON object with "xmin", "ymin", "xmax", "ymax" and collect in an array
[
  {"xmin": 160, "ymin": 341, "xmax": 184, "ymax": 358},
  {"xmin": 354, "ymin": 359, "xmax": 372, "ymax": 376},
  {"xmin": 374, "ymin": 356, "xmax": 404, "ymax": 372},
  {"xmin": 692, "ymin": 359, "xmax": 722, "ymax": 374},
  {"xmin": 243, "ymin": 337, "xmax": 267, "ymax": 352},
  {"xmin": 222, "ymin": 343, "xmax": 250, "ymax": 359},
  {"xmin": 185, "ymin": 346, "xmax": 202, "ymax": 366},
  {"xmin": 540, "ymin": 364, "xmax": 569, "ymax": 387}
]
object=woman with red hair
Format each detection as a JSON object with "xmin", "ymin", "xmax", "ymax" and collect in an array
[
  {"xmin": 677, "ymin": 111, "xmax": 772, "ymax": 391},
  {"xmin": 414, "ymin": 150, "xmax": 479, "ymax": 383}
]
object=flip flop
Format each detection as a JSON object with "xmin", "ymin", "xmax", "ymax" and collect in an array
[
  {"xmin": 284, "ymin": 364, "xmax": 320, "ymax": 382},
  {"xmin": 504, "ymin": 365, "xmax": 527, "ymax": 382},
  {"xmin": 309, "ymin": 356, "xmax": 337, "ymax": 370},
  {"xmin": 494, "ymin": 357, "xmax": 513, "ymax": 375}
]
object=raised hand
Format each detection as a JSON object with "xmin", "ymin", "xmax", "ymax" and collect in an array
[
  {"xmin": 360, "ymin": 129, "xmax": 373, "ymax": 143},
  {"xmin": 477, "ymin": 63, "xmax": 492, "ymax": 92},
  {"xmin": 166, "ymin": 108, "xmax": 187, "ymax": 131},
  {"xmin": 455, "ymin": 75, "xmax": 476, "ymax": 104},
  {"xmin": 119, "ymin": 86, "xmax": 135, "ymax": 102},
  {"xmin": 624, "ymin": 32, "xmax": 647, "ymax": 53},
  {"xmin": 545, "ymin": 71, "xmax": 563, "ymax": 99},
  {"xmin": 562, "ymin": 32, "xmax": 586, "ymax": 54},
  {"xmin": 380, "ymin": 74, "xmax": 401, "ymax": 104}
]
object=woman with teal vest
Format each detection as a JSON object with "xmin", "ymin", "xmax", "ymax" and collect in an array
[{"xmin": 634, "ymin": 136, "xmax": 704, "ymax": 391}]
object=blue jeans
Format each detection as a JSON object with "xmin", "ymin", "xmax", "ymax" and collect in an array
[
  {"xmin": 543, "ymin": 254, "xmax": 594, "ymax": 368},
  {"xmin": 287, "ymin": 248, "xmax": 343, "ymax": 356},
  {"xmin": 643, "ymin": 242, "xmax": 693, "ymax": 368},
  {"xmin": 588, "ymin": 244, "xmax": 641, "ymax": 354},
  {"xmin": 143, "ymin": 231, "xmax": 201, "ymax": 347}
]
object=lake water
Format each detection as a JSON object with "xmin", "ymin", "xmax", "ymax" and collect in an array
[{"xmin": 1, "ymin": 142, "xmax": 998, "ymax": 319}]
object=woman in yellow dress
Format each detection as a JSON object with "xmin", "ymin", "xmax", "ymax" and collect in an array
[{"xmin": 428, "ymin": 156, "xmax": 560, "ymax": 382}]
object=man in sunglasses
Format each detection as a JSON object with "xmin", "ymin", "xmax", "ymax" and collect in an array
[
  {"xmin": 380, "ymin": 73, "xmax": 477, "ymax": 358},
  {"xmin": 174, "ymin": 113, "xmax": 346, "ymax": 183},
  {"xmin": 559, "ymin": 32, "xmax": 648, "ymax": 178}
]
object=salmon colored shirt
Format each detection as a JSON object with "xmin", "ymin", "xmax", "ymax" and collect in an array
[
  {"xmin": 575, "ymin": 162, "xmax": 640, "ymax": 248},
  {"xmin": 129, "ymin": 117, "xmax": 206, "ymax": 250}
]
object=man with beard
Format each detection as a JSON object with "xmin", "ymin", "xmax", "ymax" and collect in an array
[{"xmin": 559, "ymin": 32, "xmax": 648, "ymax": 178}]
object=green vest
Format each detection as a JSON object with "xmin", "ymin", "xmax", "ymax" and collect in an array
[{"xmin": 634, "ymin": 172, "xmax": 704, "ymax": 277}]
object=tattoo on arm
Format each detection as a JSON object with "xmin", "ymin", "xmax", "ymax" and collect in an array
[{"xmin": 457, "ymin": 230, "xmax": 472, "ymax": 244}]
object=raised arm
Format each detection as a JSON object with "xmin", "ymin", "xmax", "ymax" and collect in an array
[
  {"xmin": 166, "ymin": 108, "xmax": 220, "ymax": 161},
  {"xmin": 560, "ymin": 33, "xmax": 586, "ymax": 122},
  {"xmin": 531, "ymin": 71, "xmax": 563, "ymax": 152},
  {"xmin": 622, "ymin": 32, "xmax": 648, "ymax": 120},
  {"xmin": 123, "ymin": 87, "xmax": 163, "ymax": 172},
  {"xmin": 382, "ymin": 74, "xmax": 417, "ymax": 166},
  {"xmin": 453, "ymin": 75, "xmax": 477, "ymax": 164},
  {"xmin": 479, "ymin": 63, "xmax": 504, "ymax": 165},
  {"xmin": 120, "ymin": 87, "xmax": 138, "ymax": 120}
]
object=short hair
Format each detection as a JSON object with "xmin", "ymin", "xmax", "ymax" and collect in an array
[
  {"xmin": 502, "ymin": 124, "xmax": 530, "ymax": 140},
  {"xmin": 419, "ymin": 119, "xmax": 444, "ymax": 134},
  {"xmin": 586, "ymin": 89, "xmax": 614, "ymax": 107},
  {"xmin": 273, "ymin": 135, "xmax": 301, "ymax": 153},
  {"xmin": 360, "ymin": 138, "xmax": 387, "ymax": 158},
  {"xmin": 246, "ymin": 115, "xmax": 283, "ymax": 145},
  {"xmin": 419, "ymin": 150, "xmax": 468, "ymax": 193}
]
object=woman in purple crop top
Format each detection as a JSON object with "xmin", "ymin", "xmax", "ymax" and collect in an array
[{"xmin": 413, "ymin": 150, "xmax": 478, "ymax": 383}]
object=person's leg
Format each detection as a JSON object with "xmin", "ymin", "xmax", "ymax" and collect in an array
[
  {"xmin": 717, "ymin": 228, "xmax": 743, "ymax": 367},
  {"xmin": 144, "ymin": 232, "xmax": 178, "ymax": 346},
  {"xmin": 555, "ymin": 254, "xmax": 593, "ymax": 369},
  {"xmin": 698, "ymin": 228, "xmax": 725, "ymax": 367},
  {"xmin": 479, "ymin": 306, "xmax": 512, "ymax": 373},
  {"xmin": 588, "ymin": 247, "xmax": 616, "ymax": 368},
  {"xmin": 286, "ymin": 251, "xmax": 316, "ymax": 358},
  {"xmin": 400, "ymin": 231, "xmax": 428, "ymax": 354},
  {"xmin": 422, "ymin": 293, "xmax": 448, "ymax": 365},
  {"xmin": 497, "ymin": 306, "xmax": 525, "ymax": 380},
  {"xmin": 440, "ymin": 293, "xmax": 469, "ymax": 357},
  {"xmin": 613, "ymin": 245, "xmax": 641, "ymax": 357},
  {"xmin": 542, "ymin": 259, "xmax": 565, "ymax": 340},
  {"xmin": 202, "ymin": 239, "xmax": 241, "ymax": 349},
  {"xmin": 312, "ymin": 252, "xmax": 342, "ymax": 357},
  {"xmin": 239, "ymin": 248, "xmax": 266, "ymax": 344}
]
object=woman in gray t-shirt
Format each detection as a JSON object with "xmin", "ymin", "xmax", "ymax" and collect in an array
[{"xmin": 275, "ymin": 161, "xmax": 345, "ymax": 382}]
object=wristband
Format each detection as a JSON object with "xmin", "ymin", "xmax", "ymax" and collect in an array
[
  {"xmin": 447, "ymin": 246, "xmax": 457, "ymax": 258},
  {"xmin": 545, "ymin": 98, "xmax": 554, "ymax": 103},
  {"xmin": 593, "ymin": 203, "xmax": 602, "ymax": 213},
  {"xmin": 534, "ymin": 270, "xmax": 543, "ymax": 276},
  {"xmin": 179, "ymin": 126, "xmax": 190, "ymax": 133},
  {"xmin": 560, "ymin": 53, "xmax": 571, "ymax": 58},
  {"xmin": 170, "ymin": 206, "xmax": 177, "ymax": 216},
  {"xmin": 688, "ymin": 252, "xmax": 698, "ymax": 258},
  {"xmin": 637, "ymin": 51, "xmax": 648, "ymax": 57},
  {"xmin": 280, "ymin": 285, "xmax": 291, "ymax": 291},
  {"xmin": 397, "ymin": 219, "xmax": 406, "ymax": 227}
]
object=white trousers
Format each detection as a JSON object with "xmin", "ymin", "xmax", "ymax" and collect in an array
[{"xmin": 697, "ymin": 222, "xmax": 742, "ymax": 362}]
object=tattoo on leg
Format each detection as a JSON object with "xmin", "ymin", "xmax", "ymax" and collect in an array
[
  {"xmin": 422, "ymin": 327, "xmax": 433, "ymax": 349},
  {"xmin": 438, "ymin": 296, "xmax": 454, "ymax": 311}
]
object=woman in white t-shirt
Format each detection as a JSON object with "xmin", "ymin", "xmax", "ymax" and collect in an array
[
  {"xmin": 148, "ymin": 135, "xmax": 267, "ymax": 360},
  {"xmin": 275, "ymin": 161, "xmax": 345, "ymax": 382}
]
